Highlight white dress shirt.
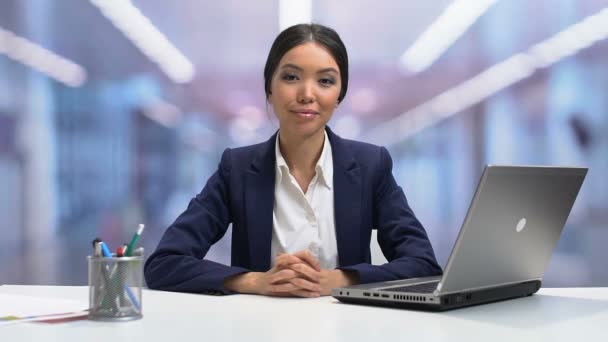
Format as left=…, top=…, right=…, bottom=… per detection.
left=270, top=131, right=338, bottom=270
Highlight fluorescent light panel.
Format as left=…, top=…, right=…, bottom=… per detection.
left=141, top=98, right=182, bottom=128
left=0, top=27, right=86, bottom=87
left=401, top=0, right=498, bottom=73
left=279, top=0, right=312, bottom=31
left=90, top=0, right=195, bottom=84
left=368, top=7, right=608, bottom=145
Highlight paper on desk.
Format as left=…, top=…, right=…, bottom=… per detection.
left=0, top=293, right=88, bottom=325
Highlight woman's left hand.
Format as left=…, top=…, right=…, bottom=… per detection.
left=278, top=250, right=359, bottom=296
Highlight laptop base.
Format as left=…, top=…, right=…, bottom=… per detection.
left=333, top=280, right=541, bottom=311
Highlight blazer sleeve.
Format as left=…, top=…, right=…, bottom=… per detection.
left=144, top=148, right=250, bottom=294
left=340, top=147, right=443, bottom=284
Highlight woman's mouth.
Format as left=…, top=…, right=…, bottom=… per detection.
left=291, top=109, right=319, bottom=118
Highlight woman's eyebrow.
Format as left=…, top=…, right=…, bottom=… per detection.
left=281, top=64, right=338, bottom=74
left=317, top=67, right=338, bottom=74
left=280, top=63, right=303, bottom=71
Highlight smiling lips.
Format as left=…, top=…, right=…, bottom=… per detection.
left=291, top=109, right=319, bottom=118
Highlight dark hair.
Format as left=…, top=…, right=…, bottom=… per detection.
left=263, top=23, right=349, bottom=103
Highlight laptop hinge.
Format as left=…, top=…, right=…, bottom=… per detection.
left=435, top=278, right=542, bottom=296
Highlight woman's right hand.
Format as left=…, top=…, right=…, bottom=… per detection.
left=224, top=250, right=322, bottom=297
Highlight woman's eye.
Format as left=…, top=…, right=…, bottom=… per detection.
left=281, top=74, right=298, bottom=81
left=319, top=78, right=336, bottom=86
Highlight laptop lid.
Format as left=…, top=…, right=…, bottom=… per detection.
left=436, top=165, right=587, bottom=295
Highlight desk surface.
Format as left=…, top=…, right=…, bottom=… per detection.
left=1, top=286, right=607, bottom=341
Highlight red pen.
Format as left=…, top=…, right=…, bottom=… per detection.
left=116, top=244, right=128, bottom=257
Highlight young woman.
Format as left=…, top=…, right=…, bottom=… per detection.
left=144, top=23, right=442, bottom=298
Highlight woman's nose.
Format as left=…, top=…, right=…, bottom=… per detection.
left=297, top=82, right=315, bottom=104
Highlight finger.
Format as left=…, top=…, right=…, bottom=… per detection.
left=293, top=250, right=321, bottom=271
left=274, top=254, right=305, bottom=268
left=268, top=269, right=299, bottom=284
left=269, top=282, right=301, bottom=294
left=274, top=253, right=294, bottom=265
left=289, top=263, right=321, bottom=283
left=288, top=277, right=322, bottom=293
left=289, top=289, right=320, bottom=298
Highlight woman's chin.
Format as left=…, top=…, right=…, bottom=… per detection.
left=282, top=123, right=325, bottom=139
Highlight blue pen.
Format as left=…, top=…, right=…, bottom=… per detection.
left=99, top=242, right=112, bottom=258
left=124, top=284, right=141, bottom=311
left=92, top=239, right=117, bottom=310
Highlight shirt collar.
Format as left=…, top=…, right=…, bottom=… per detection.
left=275, top=134, right=289, bottom=184
left=275, top=130, right=333, bottom=190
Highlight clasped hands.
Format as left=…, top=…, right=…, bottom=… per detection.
left=224, top=249, right=357, bottom=297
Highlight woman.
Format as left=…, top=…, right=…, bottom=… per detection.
left=144, top=23, right=442, bottom=298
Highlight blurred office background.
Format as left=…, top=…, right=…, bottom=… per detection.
left=1, top=0, right=607, bottom=287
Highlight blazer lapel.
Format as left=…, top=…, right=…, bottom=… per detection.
left=327, top=127, right=362, bottom=267
left=245, top=133, right=277, bottom=271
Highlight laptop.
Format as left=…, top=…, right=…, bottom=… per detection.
left=332, top=165, right=587, bottom=311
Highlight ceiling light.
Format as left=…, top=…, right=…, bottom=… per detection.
left=0, top=26, right=86, bottom=87
left=400, top=0, right=499, bottom=73
left=367, top=7, right=608, bottom=145
left=90, top=0, right=195, bottom=84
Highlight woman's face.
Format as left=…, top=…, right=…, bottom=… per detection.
left=268, top=42, right=341, bottom=140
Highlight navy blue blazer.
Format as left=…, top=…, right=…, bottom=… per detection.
left=144, top=127, right=442, bottom=294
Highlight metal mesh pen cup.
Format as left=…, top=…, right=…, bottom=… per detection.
left=88, top=255, right=143, bottom=321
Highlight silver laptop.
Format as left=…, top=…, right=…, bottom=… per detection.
left=332, top=165, right=587, bottom=311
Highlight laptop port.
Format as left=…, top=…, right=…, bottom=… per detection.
left=363, top=292, right=371, bottom=297
left=381, top=294, right=389, bottom=298
left=373, top=293, right=379, bottom=297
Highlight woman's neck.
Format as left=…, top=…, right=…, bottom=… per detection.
left=278, top=129, right=325, bottom=174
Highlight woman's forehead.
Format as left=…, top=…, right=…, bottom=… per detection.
left=278, top=42, right=339, bottom=72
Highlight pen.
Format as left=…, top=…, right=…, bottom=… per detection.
left=125, top=224, right=145, bottom=257
left=98, top=239, right=129, bottom=309
left=99, top=241, right=112, bottom=258
left=116, top=244, right=128, bottom=257
left=91, top=238, right=102, bottom=257
left=91, top=238, right=115, bottom=310
left=124, top=284, right=141, bottom=311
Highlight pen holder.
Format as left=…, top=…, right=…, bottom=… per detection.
left=88, top=255, right=144, bottom=321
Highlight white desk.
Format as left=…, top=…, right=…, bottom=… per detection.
left=1, top=285, right=607, bottom=341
